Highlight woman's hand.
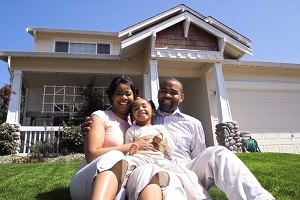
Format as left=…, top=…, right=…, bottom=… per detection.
left=135, top=138, right=158, bottom=152
left=81, top=116, right=92, bottom=137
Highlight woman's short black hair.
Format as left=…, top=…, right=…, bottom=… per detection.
left=106, top=76, right=139, bottom=104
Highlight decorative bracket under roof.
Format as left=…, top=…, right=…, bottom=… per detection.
left=218, top=37, right=226, bottom=55
left=183, top=16, right=190, bottom=38
left=151, top=32, right=157, bottom=51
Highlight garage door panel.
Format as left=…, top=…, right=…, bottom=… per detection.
left=228, top=89, right=300, bottom=154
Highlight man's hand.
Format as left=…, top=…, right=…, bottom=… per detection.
left=135, top=138, right=158, bottom=152
left=81, top=116, right=92, bottom=137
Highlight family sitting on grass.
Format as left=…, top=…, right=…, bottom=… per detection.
left=69, top=76, right=275, bottom=200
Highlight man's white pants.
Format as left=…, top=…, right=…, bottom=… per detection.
left=185, top=146, right=275, bottom=200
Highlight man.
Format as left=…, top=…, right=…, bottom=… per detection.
left=82, top=77, right=275, bottom=200
left=152, top=77, right=274, bottom=200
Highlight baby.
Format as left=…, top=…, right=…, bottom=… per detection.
left=124, top=98, right=209, bottom=200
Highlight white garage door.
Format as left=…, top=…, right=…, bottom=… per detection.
left=227, top=89, right=300, bottom=154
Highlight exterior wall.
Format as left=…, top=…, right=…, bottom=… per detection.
left=223, top=65, right=300, bottom=154
left=205, top=67, right=219, bottom=145
left=10, top=57, right=145, bottom=75
left=24, top=87, right=51, bottom=126
left=34, top=33, right=53, bottom=52
left=34, top=32, right=122, bottom=55
left=155, top=22, right=219, bottom=51
left=182, top=77, right=215, bottom=146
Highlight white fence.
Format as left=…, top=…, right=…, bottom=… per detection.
left=19, top=126, right=63, bottom=156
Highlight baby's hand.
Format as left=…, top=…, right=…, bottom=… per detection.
left=129, top=143, right=139, bottom=155
left=153, top=133, right=163, bottom=144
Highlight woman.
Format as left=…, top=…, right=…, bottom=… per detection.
left=70, top=76, right=186, bottom=200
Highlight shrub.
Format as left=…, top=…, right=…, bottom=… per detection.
left=0, top=123, right=18, bottom=156
left=30, top=140, right=54, bottom=158
left=0, top=84, right=13, bottom=124
left=61, top=123, right=84, bottom=155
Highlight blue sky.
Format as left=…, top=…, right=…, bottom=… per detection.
left=1, top=0, right=300, bottom=87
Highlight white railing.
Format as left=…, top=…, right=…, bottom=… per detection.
left=19, top=126, right=63, bottom=156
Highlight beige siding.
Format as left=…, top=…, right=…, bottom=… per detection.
left=35, top=33, right=53, bottom=52
left=34, top=32, right=122, bottom=54
left=25, top=87, right=54, bottom=126
left=180, top=77, right=214, bottom=147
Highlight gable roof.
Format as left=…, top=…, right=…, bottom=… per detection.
left=119, top=4, right=252, bottom=58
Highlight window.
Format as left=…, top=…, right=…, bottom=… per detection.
left=55, top=41, right=110, bottom=54
left=55, top=42, right=68, bottom=52
left=70, top=43, right=96, bottom=54
left=97, top=44, right=110, bottom=54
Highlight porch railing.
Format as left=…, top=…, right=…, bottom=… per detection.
left=19, top=126, right=63, bottom=156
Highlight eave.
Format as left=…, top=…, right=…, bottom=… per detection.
left=119, top=4, right=206, bottom=37
left=0, top=51, right=122, bottom=62
left=222, top=59, right=300, bottom=70
left=26, top=27, right=119, bottom=37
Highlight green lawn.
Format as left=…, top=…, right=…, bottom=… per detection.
left=0, top=153, right=299, bottom=200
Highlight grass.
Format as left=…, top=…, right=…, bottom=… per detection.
left=0, top=153, right=299, bottom=200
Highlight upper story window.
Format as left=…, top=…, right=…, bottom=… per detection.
left=55, top=41, right=110, bottom=54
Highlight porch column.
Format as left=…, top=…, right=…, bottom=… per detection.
left=213, top=63, right=232, bottom=122
left=143, top=59, right=159, bottom=107
left=6, top=70, right=23, bottom=124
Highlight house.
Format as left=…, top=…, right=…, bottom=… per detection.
left=1, top=4, right=299, bottom=154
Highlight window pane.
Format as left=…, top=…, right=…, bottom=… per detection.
left=97, top=44, right=110, bottom=54
left=55, top=42, right=69, bottom=52
left=70, top=43, right=96, bottom=54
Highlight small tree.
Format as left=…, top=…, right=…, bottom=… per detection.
left=77, top=78, right=107, bottom=117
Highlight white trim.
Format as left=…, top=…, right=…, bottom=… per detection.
left=148, top=60, right=159, bottom=108
left=152, top=48, right=223, bottom=61
left=122, top=14, right=186, bottom=49
left=204, top=17, right=251, bottom=46
left=213, top=63, right=232, bottom=122
left=226, top=81, right=300, bottom=91
left=119, top=6, right=186, bottom=37
left=26, top=27, right=118, bottom=37
left=6, top=70, right=23, bottom=124
left=0, top=51, right=121, bottom=60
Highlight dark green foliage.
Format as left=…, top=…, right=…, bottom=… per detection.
left=77, top=77, right=106, bottom=117
left=61, top=123, right=84, bottom=154
left=30, top=140, right=54, bottom=158
left=0, top=84, right=13, bottom=124
left=0, top=123, right=18, bottom=156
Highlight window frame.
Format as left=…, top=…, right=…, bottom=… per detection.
left=52, top=37, right=113, bottom=54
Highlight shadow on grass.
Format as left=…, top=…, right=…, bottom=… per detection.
left=36, top=187, right=71, bottom=200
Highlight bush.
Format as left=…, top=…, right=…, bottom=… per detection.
left=61, top=123, right=84, bottom=155
left=0, top=123, right=18, bottom=156
left=30, top=140, right=54, bottom=158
